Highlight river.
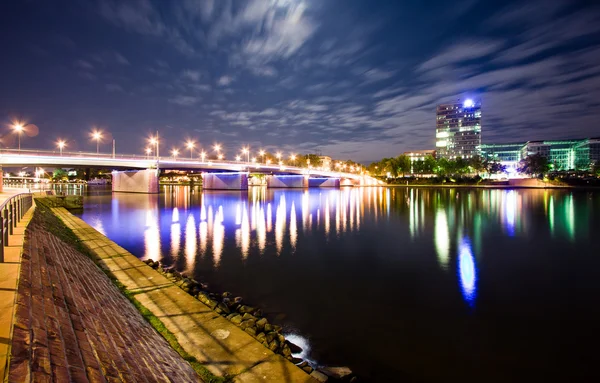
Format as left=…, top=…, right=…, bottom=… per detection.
left=75, top=186, right=600, bottom=382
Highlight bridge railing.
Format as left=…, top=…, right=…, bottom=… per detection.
left=0, top=193, right=33, bottom=262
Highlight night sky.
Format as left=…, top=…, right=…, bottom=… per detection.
left=1, top=0, right=599, bottom=162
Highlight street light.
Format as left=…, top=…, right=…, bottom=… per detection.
left=259, top=150, right=266, bottom=163
left=200, top=151, right=207, bottom=162
left=57, top=140, right=66, bottom=155
left=13, top=123, right=24, bottom=151
left=186, top=140, right=195, bottom=159
left=290, top=154, right=297, bottom=166
left=276, top=152, right=282, bottom=164
left=91, top=130, right=102, bottom=154
left=172, top=149, right=179, bottom=159
left=241, top=147, right=250, bottom=162
left=145, top=147, right=152, bottom=159
left=236, top=155, right=242, bottom=162
left=218, top=154, right=224, bottom=160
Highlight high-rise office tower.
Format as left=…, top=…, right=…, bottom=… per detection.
left=436, top=99, right=481, bottom=159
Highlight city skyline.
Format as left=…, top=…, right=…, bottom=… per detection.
left=2, top=0, right=600, bottom=162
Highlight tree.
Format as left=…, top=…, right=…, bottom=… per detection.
left=485, top=159, right=507, bottom=174
left=300, top=154, right=323, bottom=168
left=517, top=154, right=550, bottom=176
left=468, top=156, right=486, bottom=175
left=52, top=168, right=68, bottom=181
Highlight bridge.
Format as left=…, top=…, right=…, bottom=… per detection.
left=0, top=149, right=381, bottom=193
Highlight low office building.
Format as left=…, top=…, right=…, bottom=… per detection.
left=403, top=150, right=436, bottom=161
left=481, top=138, right=600, bottom=171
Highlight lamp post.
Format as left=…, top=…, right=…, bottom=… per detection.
left=91, top=130, right=102, bottom=154
left=242, top=147, right=250, bottom=163
left=145, top=147, right=152, bottom=159
left=259, top=150, right=265, bottom=163
left=276, top=152, right=282, bottom=164
left=172, top=149, right=179, bottom=159
left=290, top=154, right=297, bottom=167
left=186, top=140, right=195, bottom=159
left=200, top=151, right=206, bottom=162
left=57, top=140, right=66, bottom=156
left=213, top=144, right=222, bottom=161
left=13, top=123, right=24, bottom=151
left=236, top=155, right=242, bottom=162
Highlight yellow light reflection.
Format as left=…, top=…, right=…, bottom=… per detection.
left=290, top=201, right=297, bottom=249
left=275, top=195, right=286, bottom=254
left=241, top=204, right=250, bottom=258
left=213, top=207, right=224, bottom=266
left=434, top=208, right=450, bottom=269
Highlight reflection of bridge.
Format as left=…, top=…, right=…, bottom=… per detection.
left=0, top=149, right=381, bottom=193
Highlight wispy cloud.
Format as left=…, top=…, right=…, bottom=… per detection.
left=217, top=75, right=233, bottom=86
left=168, top=95, right=200, bottom=106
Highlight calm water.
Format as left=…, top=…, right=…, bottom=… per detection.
left=77, top=186, right=600, bottom=382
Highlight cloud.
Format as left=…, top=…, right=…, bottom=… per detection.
left=182, top=70, right=201, bottom=82
left=114, top=52, right=130, bottom=65
left=105, top=83, right=124, bottom=92
left=217, top=75, right=233, bottom=86
left=168, top=95, right=200, bottom=106
left=74, top=59, right=94, bottom=70
left=419, top=41, right=503, bottom=72
left=250, top=66, right=278, bottom=77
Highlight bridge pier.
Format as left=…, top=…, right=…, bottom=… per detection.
left=266, top=174, right=308, bottom=188
left=0, top=165, right=3, bottom=192
left=202, top=172, right=248, bottom=190
left=307, top=177, right=340, bottom=188
left=112, top=169, right=159, bottom=193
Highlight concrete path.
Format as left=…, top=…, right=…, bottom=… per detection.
left=52, top=207, right=316, bottom=383
left=6, top=211, right=201, bottom=382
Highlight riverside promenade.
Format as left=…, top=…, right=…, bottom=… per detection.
left=1, top=192, right=201, bottom=382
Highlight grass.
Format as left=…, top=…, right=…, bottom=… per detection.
left=32, top=197, right=230, bottom=383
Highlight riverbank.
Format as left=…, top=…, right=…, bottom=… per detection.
left=34, top=197, right=319, bottom=382
left=6, top=207, right=201, bottom=382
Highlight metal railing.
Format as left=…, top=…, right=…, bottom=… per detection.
left=0, top=193, right=33, bottom=262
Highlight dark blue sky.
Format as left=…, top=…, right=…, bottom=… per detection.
left=1, top=0, right=599, bottom=162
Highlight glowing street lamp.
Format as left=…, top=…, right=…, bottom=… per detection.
left=186, top=140, right=195, bottom=159
left=259, top=150, right=266, bottom=163
left=145, top=147, right=152, bottom=159
left=149, top=134, right=160, bottom=160
left=266, top=159, right=272, bottom=165
left=290, top=154, right=297, bottom=167
left=91, top=130, right=103, bottom=154
left=213, top=144, right=221, bottom=153
left=57, top=140, right=66, bottom=156
left=251, top=157, right=257, bottom=163
left=13, top=123, right=24, bottom=151
left=172, top=149, right=179, bottom=159
left=236, top=155, right=242, bottom=162
left=241, top=147, right=250, bottom=162
left=218, top=154, right=224, bottom=160
left=276, top=152, right=282, bottom=161
left=200, top=151, right=207, bottom=162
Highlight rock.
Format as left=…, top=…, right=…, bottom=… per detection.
left=291, top=357, right=303, bottom=365
left=256, top=332, right=266, bottom=342
left=264, top=324, right=274, bottom=332
left=245, top=327, right=257, bottom=336
left=273, top=325, right=282, bottom=333
left=297, top=361, right=308, bottom=368
left=226, top=313, right=237, bottom=320
left=256, top=318, right=268, bottom=331
left=319, top=367, right=353, bottom=379
left=253, top=309, right=263, bottom=317
left=310, top=370, right=329, bottom=382
left=217, top=303, right=231, bottom=315
left=197, top=292, right=209, bottom=304
left=222, top=297, right=231, bottom=305
left=268, top=339, right=280, bottom=352
left=230, top=315, right=243, bottom=325
left=285, top=340, right=303, bottom=354
left=282, top=345, right=292, bottom=357
left=234, top=296, right=244, bottom=304
left=265, top=332, right=277, bottom=343
left=240, top=319, right=256, bottom=330
left=206, top=299, right=218, bottom=310
left=302, top=366, right=313, bottom=374
left=222, top=291, right=232, bottom=299
left=242, top=313, right=256, bottom=321
left=239, top=305, right=255, bottom=314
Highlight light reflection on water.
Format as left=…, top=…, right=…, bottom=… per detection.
left=78, top=186, right=600, bottom=383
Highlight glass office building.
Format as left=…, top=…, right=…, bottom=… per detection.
left=481, top=138, right=600, bottom=171
left=436, top=99, right=481, bottom=159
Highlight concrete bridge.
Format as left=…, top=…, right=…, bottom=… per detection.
left=0, top=149, right=381, bottom=193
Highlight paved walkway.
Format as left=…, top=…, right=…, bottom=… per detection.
left=6, top=211, right=201, bottom=382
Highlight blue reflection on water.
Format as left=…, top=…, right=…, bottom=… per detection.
left=458, top=236, right=477, bottom=306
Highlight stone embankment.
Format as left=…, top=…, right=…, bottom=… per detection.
left=143, top=259, right=358, bottom=383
